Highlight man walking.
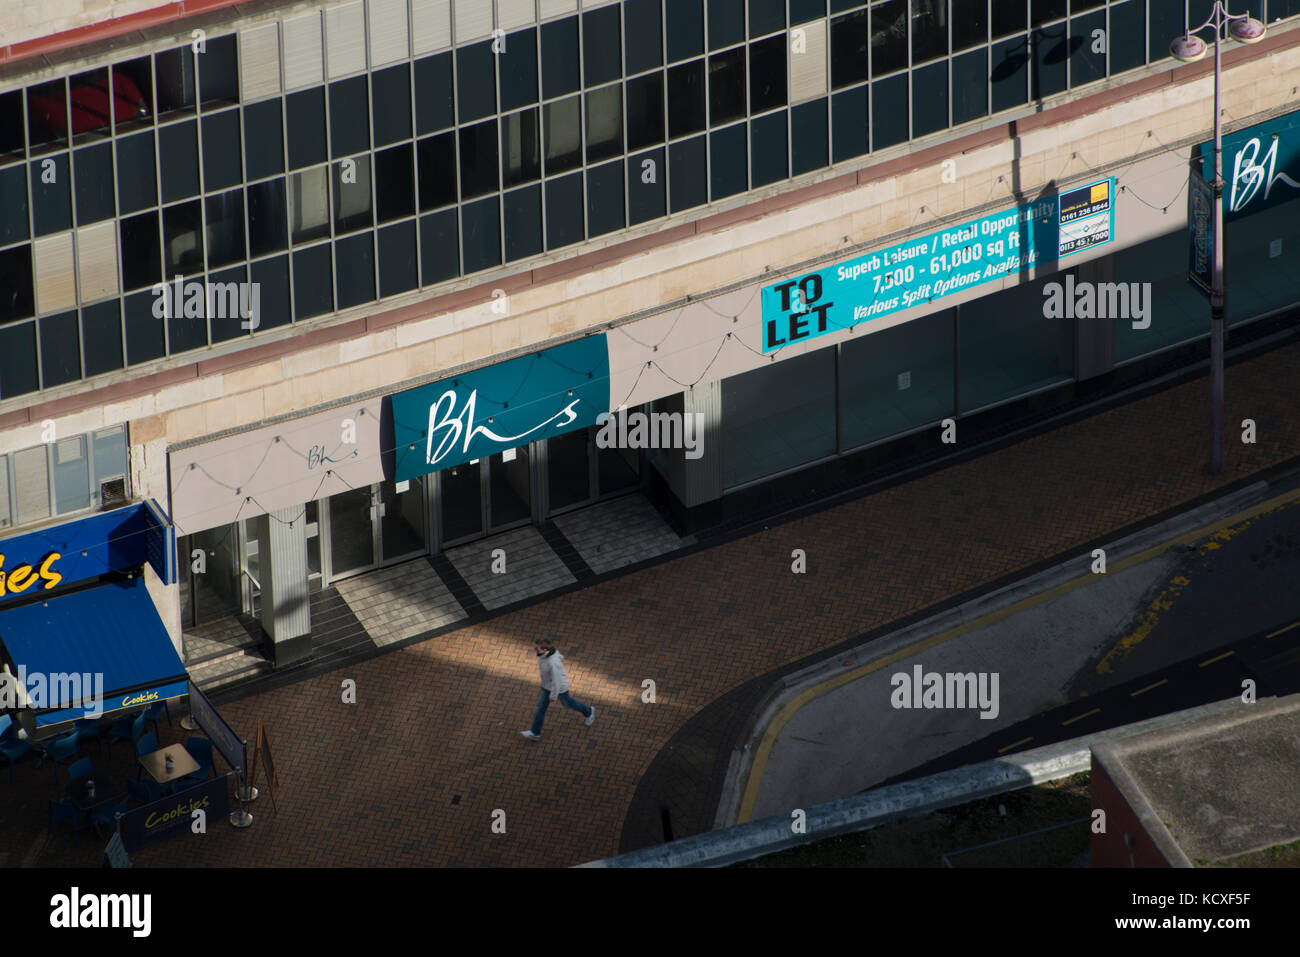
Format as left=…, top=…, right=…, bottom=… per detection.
left=521, top=640, right=594, bottom=740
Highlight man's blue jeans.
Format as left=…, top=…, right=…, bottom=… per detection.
left=530, top=686, right=592, bottom=735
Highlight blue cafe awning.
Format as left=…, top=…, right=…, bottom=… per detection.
left=0, top=576, right=188, bottom=729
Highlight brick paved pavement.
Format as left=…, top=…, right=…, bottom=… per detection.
left=4, top=339, right=1298, bottom=868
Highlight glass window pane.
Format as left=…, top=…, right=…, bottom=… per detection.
left=0, top=324, right=38, bottom=399
left=124, top=287, right=164, bottom=364
left=709, top=48, right=746, bottom=123
left=1034, top=27, right=1069, bottom=100
left=163, top=200, right=204, bottom=273
left=458, top=40, right=497, bottom=123
left=504, top=183, right=543, bottom=261
left=959, top=272, right=1074, bottom=411
left=166, top=282, right=209, bottom=354
left=251, top=254, right=291, bottom=329
left=27, top=80, right=69, bottom=155
left=627, top=73, right=666, bottom=151
left=0, top=165, right=28, bottom=246
left=461, top=196, right=501, bottom=273
left=155, top=47, right=197, bottom=119
left=73, top=143, right=115, bottom=225
left=954, top=1, right=988, bottom=50
left=31, top=154, right=72, bottom=236
left=912, top=59, right=948, bottom=137
left=586, top=87, right=623, bottom=163
left=40, top=311, right=81, bottom=389
left=330, top=76, right=370, bottom=158
left=872, top=74, right=907, bottom=149
left=543, top=97, right=582, bottom=175
left=113, top=57, right=153, bottom=132
left=116, top=131, right=156, bottom=214
left=335, top=232, right=375, bottom=310
left=721, top=348, right=836, bottom=488
left=1224, top=196, right=1300, bottom=326
left=415, top=53, right=455, bottom=134
left=583, top=6, right=623, bottom=87
left=991, top=36, right=1029, bottom=113
left=206, top=189, right=246, bottom=268
left=831, top=85, right=868, bottom=161
left=1032, top=0, right=1068, bottom=25
left=207, top=264, right=250, bottom=343
left=668, top=60, right=706, bottom=137
left=1069, top=11, right=1106, bottom=86
left=378, top=220, right=418, bottom=297
left=666, top=0, right=705, bottom=62
left=749, top=0, right=785, bottom=36
left=912, top=0, right=949, bottom=63
left=333, top=154, right=373, bottom=234
left=375, top=143, right=415, bottom=223
left=0, top=246, right=34, bottom=322
left=293, top=243, right=334, bottom=318
left=81, top=299, right=124, bottom=376
left=248, top=178, right=288, bottom=256
left=418, top=132, right=459, bottom=209
left=749, top=35, right=787, bottom=113
left=502, top=109, right=541, bottom=187
left=371, top=64, right=412, bottom=147
left=625, top=0, right=664, bottom=74
left=1108, top=0, right=1146, bottom=74
left=459, top=120, right=499, bottom=199
left=710, top=122, right=747, bottom=199
left=1148, top=0, right=1183, bottom=63
left=708, top=0, right=744, bottom=50
left=750, top=111, right=787, bottom=187
left=871, top=0, right=907, bottom=77
left=791, top=98, right=827, bottom=175
left=545, top=172, right=584, bottom=249
left=290, top=167, right=331, bottom=244
left=628, top=147, right=666, bottom=224
left=202, top=108, right=243, bottom=191
left=286, top=88, right=327, bottom=170
left=244, top=100, right=285, bottom=180
left=69, top=67, right=112, bottom=146
left=831, top=11, right=869, bottom=88
left=120, top=210, right=161, bottom=291
left=669, top=134, right=706, bottom=211
left=791, top=0, right=826, bottom=24
left=841, top=309, right=954, bottom=448
left=12, top=445, right=50, bottom=524
left=92, top=426, right=128, bottom=488
left=587, top=160, right=624, bottom=237
left=200, top=34, right=239, bottom=108
left=0, top=455, right=8, bottom=530
left=159, top=119, right=200, bottom=202
left=420, top=207, right=459, bottom=284
left=542, top=18, right=581, bottom=99
left=992, top=0, right=1028, bottom=37
left=500, top=29, right=539, bottom=111
left=953, top=47, right=989, bottom=124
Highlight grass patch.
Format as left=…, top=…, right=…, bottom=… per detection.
left=1203, top=837, right=1300, bottom=868
left=734, top=772, right=1092, bottom=868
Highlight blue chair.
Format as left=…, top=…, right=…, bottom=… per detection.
left=67, top=757, right=93, bottom=784
left=175, top=738, right=214, bottom=788
left=45, top=732, right=81, bottom=783
left=134, top=732, right=158, bottom=779
left=0, top=727, right=31, bottom=783
left=0, top=714, right=16, bottom=740
left=74, top=718, right=104, bottom=753
left=128, top=778, right=164, bottom=805
left=48, top=798, right=85, bottom=848
left=106, top=712, right=146, bottom=758
left=144, top=699, right=172, bottom=736
left=90, top=797, right=132, bottom=837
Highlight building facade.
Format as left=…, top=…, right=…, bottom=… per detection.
left=1, top=0, right=1298, bottom=662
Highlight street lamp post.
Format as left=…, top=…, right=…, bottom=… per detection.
left=1170, top=3, right=1266, bottom=476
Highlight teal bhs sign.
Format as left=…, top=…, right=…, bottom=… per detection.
left=760, top=178, right=1115, bottom=353
left=391, top=335, right=610, bottom=481
left=1201, top=109, right=1300, bottom=220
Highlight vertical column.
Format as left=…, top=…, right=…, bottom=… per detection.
left=254, top=505, right=312, bottom=665
left=657, top=383, right=724, bottom=509
left=1074, top=256, right=1115, bottom=382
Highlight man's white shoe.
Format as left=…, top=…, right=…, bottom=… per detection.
left=585, top=707, right=596, bottom=727
left=520, top=730, right=540, bottom=740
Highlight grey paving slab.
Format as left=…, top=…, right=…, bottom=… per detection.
left=336, top=560, right=467, bottom=647
left=553, top=494, right=691, bottom=575
left=445, top=526, right=575, bottom=610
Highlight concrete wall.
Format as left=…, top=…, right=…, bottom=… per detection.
left=1089, top=758, right=1171, bottom=869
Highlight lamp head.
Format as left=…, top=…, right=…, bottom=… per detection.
left=1170, top=33, right=1208, bottom=62
left=1228, top=17, right=1266, bottom=44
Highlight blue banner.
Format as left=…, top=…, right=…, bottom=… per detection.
left=391, top=335, right=611, bottom=481
left=187, top=681, right=245, bottom=779
left=1202, top=108, right=1300, bottom=220
left=119, top=773, right=231, bottom=854
left=1188, top=167, right=1214, bottom=300
left=760, top=178, right=1115, bottom=353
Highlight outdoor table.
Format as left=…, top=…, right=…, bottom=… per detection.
left=138, top=743, right=200, bottom=785
left=66, top=777, right=125, bottom=814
